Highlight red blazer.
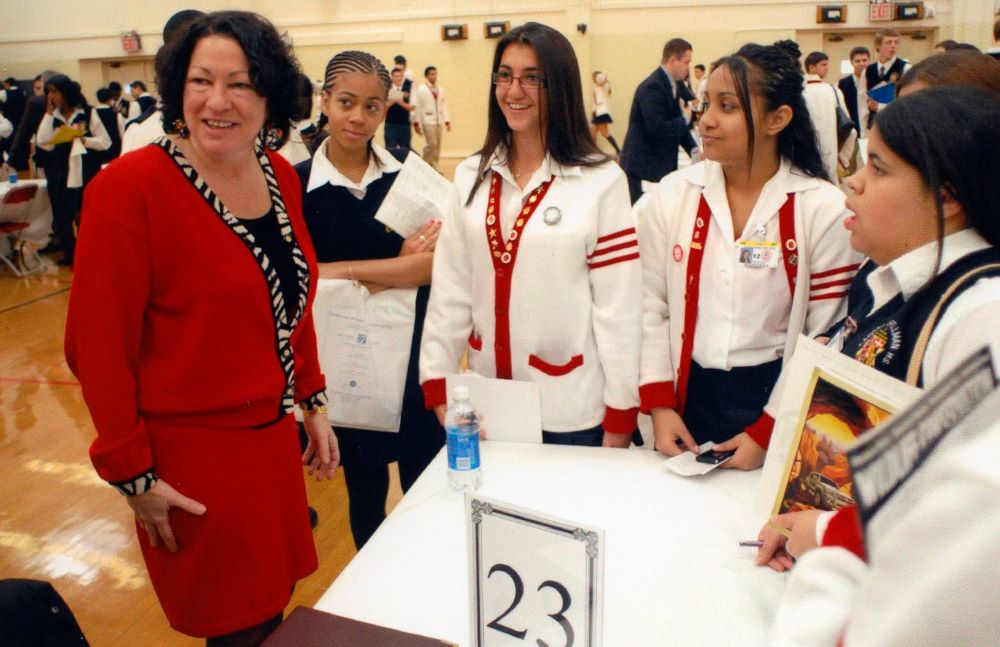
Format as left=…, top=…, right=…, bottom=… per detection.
left=65, top=145, right=325, bottom=483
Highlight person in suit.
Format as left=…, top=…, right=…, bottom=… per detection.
left=837, top=46, right=869, bottom=136
left=94, top=87, right=125, bottom=163
left=864, top=29, right=910, bottom=130
left=620, top=37, right=699, bottom=204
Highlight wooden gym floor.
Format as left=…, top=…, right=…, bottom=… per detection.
left=0, top=262, right=401, bottom=645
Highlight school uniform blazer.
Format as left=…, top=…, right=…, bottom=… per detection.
left=620, top=68, right=696, bottom=182
left=419, top=153, right=642, bottom=434
left=837, top=74, right=861, bottom=133
left=413, top=83, right=450, bottom=127
left=636, top=159, right=862, bottom=413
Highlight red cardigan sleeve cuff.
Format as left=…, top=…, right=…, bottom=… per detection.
left=88, top=417, right=155, bottom=484
left=639, top=381, right=677, bottom=414
left=821, top=505, right=867, bottom=562
left=745, top=412, right=776, bottom=449
left=422, top=378, right=446, bottom=410
left=602, top=406, right=639, bottom=435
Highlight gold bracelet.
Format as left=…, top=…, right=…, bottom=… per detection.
left=302, top=404, right=328, bottom=417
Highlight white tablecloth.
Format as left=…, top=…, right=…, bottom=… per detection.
left=315, top=442, right=785, bottom=646
left=0, top=179, right=52, bottom=245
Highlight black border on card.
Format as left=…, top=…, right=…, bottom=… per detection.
left=470, top=499, right=600, bottom=646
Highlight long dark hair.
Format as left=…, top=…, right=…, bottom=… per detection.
left=156, top=11, right=302, bottom=149
left=468, top=22, right=606, bottom=204
left=46, top=74, right=89, bottom=113
left=876, top=86, right=1000, bottom=261
left=711, top=40, right=830, bottom=182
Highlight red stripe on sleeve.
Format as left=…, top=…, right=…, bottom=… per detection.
left=810, top=277, right=854, bottom=291
left=588, top=252, right=640, bottom=270
left=588, top=239, right=638, bottom=259
left=811, top=263, right=861, bottom=280
left=595, top=227, right=637, bottom=244
left=809, top=291, right=850, bottom=302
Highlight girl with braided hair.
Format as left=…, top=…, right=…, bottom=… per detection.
left=637, top=40, right=861, bottom=469
left=295, top=50, right=452, bottom=549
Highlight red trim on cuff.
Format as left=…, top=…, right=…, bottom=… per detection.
left=422, top=378, right=446, bottom=410
left=821, top=505, right=867, bottom=561
left=639, top=381, right=677, bottom=414
left=745, top=412, right=776, bottom=450
left=602, top=406, right=639, bottom=434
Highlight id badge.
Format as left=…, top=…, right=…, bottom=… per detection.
left=737, top=241, right=780, bottom=268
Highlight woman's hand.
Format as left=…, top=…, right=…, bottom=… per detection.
left=755, top=510, right=822, bottom=572
left=433, top=403, right=447, bottom=427
left=302, top=412, right=340, bottom=481
left=126, top=480, right=207, bottom=553
left=651, top=407, right=699, bottom=456
left=399, top=220, right=441, bottom=256
left=714, top=432, right=766, bottom=470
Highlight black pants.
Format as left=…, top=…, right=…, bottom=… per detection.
left=45, top=166, right=81, bottom=262
left=338, top=426, right=441, bottom=549
left=681, top=359, right=783, bottom=445
left=541, top=425, right=643, bottom=447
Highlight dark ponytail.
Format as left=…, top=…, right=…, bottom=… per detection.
left=713, top=40, right=830, bottom=182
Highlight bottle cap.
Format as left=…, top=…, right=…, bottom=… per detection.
left=452, top=385, right=470, bottom=401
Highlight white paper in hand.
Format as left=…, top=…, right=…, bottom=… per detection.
left=664, top=442, right=727, bottom=476
left=445, top=374, right=542, bottom=443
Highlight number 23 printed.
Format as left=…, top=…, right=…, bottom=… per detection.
left=487, top=563, right=574, bottom=647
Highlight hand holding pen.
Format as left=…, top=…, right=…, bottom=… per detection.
left=745, top=511, right=823, bottom=572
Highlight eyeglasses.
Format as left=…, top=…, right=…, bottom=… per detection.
left=492, top=71, right=547, bottom=89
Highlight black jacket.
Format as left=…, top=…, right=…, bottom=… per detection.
left=620, top=68, right=696, bottom=182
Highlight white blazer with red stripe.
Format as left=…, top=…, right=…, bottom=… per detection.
left=636, top=158, right=862, bottom=414
left=419, top=152, right=642, bottom=434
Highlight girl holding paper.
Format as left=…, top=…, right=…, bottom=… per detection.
left=296, top=50, right=450, bottom=549
left=35, top=74, right=111, bottom=266
left=637, top=41, right=861, bottom=468
left=419, top=22, right=642, bottom=448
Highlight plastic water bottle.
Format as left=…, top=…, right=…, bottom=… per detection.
left=446, top=385, right=482, bottom=491
left=3, top=163, right=15, bottom=184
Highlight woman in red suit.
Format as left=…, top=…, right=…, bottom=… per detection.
left=65, top=12, right=338, bottom=646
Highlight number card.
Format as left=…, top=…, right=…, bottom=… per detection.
left=466, top=493, right=604, bottom=647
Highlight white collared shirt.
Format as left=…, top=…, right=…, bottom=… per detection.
left=864, top=229, right=1000, bottom=385
left=306, top=140, right=404, bottom=200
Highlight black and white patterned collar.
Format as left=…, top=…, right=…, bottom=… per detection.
left=155, top=136, right=310, bottom=416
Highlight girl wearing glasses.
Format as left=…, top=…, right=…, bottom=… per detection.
left=637, top=40, right=861, bottom=468
left=419, top=22, right=642, bottom=447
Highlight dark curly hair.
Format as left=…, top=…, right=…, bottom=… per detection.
left=155, top=10, right=302, bottom=149
left=711, top=40, right=830, bottom=182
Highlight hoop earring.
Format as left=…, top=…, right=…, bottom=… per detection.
left=263, top=125, right=284, bottom=151
left=172, top=119, right=189, bottom=139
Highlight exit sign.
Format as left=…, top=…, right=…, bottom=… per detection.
left=869, top=1, right=893, bottom=21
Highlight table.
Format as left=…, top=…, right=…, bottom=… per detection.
left=315, top=442, right=785, bottom=646
left=0, top=179, right=52, bottom=245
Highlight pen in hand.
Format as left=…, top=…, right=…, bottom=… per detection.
left=739, top=540, right=764, bottom=547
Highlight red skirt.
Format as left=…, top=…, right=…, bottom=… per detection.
left=138, top=415, right=317, bottom=637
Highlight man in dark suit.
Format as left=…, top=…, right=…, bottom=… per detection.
left=837, top=46, right=869, bottom=136
left=621, top=38, right=698, bottom=204
left=864, top=28, right=910, bottom=130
